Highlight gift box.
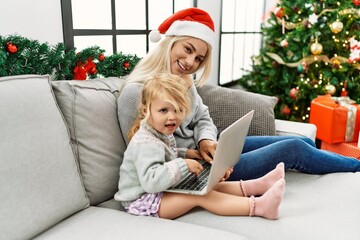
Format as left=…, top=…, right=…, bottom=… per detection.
left=321, top=141, right=360, bottom=160
left=309, top=94, right=360, bottom=143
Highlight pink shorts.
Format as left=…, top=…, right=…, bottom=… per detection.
left=126, top=192, right=163, bottom=217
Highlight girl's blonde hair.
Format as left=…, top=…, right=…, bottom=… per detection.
left=125, top=36, right=212, bottom=88
left=127, top=72, right=191, bottom=140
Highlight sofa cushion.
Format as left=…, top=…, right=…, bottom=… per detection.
left=197, top=84, right=278, bottom=136
left=0, top=75, right=89, bottom=240
left=177, top=171, right=360, bottom=240
left=33, top=207, right=248, bottom=240
left=51, top=77, right=126, bottom=205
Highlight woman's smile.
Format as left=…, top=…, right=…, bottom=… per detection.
left=177, top=60, right=187, bottom=73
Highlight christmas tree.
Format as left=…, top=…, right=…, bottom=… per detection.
left=237, top=0, right=360, bottom=122
left=0, top=35, right=141, bottom=80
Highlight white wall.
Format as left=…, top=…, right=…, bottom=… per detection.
left=0, top=0, right=63, bottom=45
left=197, top=0, right=221, bottom=85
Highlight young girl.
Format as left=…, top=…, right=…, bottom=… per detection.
left=115, top=72, right=286, bottom=220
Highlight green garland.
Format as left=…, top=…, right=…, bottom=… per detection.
left=0, top=34, right=141, bottom=80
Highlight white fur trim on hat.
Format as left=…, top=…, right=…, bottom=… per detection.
left=165, top=20, right=215, bottom=48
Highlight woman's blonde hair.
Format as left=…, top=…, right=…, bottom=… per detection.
left=127, top=72, right=191, bottom=140
left=125, top=36, right=212, bottom=88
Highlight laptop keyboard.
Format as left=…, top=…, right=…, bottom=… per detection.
left=171, top=161, right=212, bottom=191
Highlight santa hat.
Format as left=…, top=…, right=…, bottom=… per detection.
left=149, top=8, right=215, bottom=48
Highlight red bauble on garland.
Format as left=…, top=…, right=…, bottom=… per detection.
left=353, top=0, right=360, bottom=6
left=73, top=63, right=87, bottom=80
left=98, top=53, right=105, bottom=61
left=6, top=42, right=18, bottom=54
left=123, top=61, right=130, bottom=69
left=84, top=58, right=97, bottom=75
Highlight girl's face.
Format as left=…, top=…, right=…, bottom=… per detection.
left=145, top=97, right=184, bottom=135
left=170, top=38, right=208, bottom=76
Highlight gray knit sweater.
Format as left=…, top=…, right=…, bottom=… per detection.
left=114, top=121, right=189, bottom=206
left=117, top=83, right=218, bottom=149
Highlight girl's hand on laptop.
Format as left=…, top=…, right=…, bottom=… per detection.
left=185, top=149, right=203, bottom=160
left=184, top=159, right=203, bottom=176
left=198, top=139, right=217, bottom=164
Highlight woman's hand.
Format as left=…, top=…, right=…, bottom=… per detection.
left=220, top=168, right=233, bottom=182
left=185, top=149, right=203, bottom=160
left=198, top=139, right=217, bottom=163
left=184, top=159, right=203, bottom=176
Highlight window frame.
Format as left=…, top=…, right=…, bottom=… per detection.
left=61, top=0, right=196, bottom=53
left=218, top=0, right=265, bottom=87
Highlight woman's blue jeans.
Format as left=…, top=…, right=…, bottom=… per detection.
left=227, top=135, right=360, bottom=181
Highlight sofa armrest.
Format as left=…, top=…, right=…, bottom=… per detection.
left=275, top=119, right=317, bottom=142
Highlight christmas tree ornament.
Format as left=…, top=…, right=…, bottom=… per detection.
left=308, top=13, right=318, bottom=25
left=330, top=19, right=343, bottom=34
left=274, top=7, right=285, bottom=18
left=311, top=38, right=323, bottom=55
left=325, top=84, right=336, bottom=95
left=297, top=64, right=304, bottom=73
left=353, top=0, right=360, bottom=6
left=332, top=59, right=341, bottom=69
left=6, top=42, right=18, bottom=54
left=302, top=61, right=309, bottom=72
left=280, top=39, right=288, bottom=48
left=280, top=105, right=291, bottom=115
left=289, top=87, right=299, bottom=99
left=348, top=36, right=360, bottom=63
left=272, top=61, right=280, bottom=68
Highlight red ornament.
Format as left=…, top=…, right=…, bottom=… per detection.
left=123, top=62, right=130, bottom=69
left=6, top=42, right=18, bottom=54
left=98, top=54, right=105, bottom=61
left=73, top=64, right=87, bottom=80
left=84, top=58, right=97, bottom=75
left=289, top=88, right=299, bottom=100
left=274, top=7, right=285, bottom=19
left=280, top=105, right=291, bottom=116
left=353, top=0, right=360, bottom=6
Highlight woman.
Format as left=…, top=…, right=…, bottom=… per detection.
left=117, top=7, right=360, bottom=181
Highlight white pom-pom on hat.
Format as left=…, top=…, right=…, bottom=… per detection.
left=149, top=30, right=161, bottom=43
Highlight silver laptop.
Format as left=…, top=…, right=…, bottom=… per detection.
left=166, top=110, right=254, bottom=195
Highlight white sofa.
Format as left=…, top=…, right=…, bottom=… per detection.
left=275, top=119, right=317, bottom=142
left=1, top=74, right=359, bottom=240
